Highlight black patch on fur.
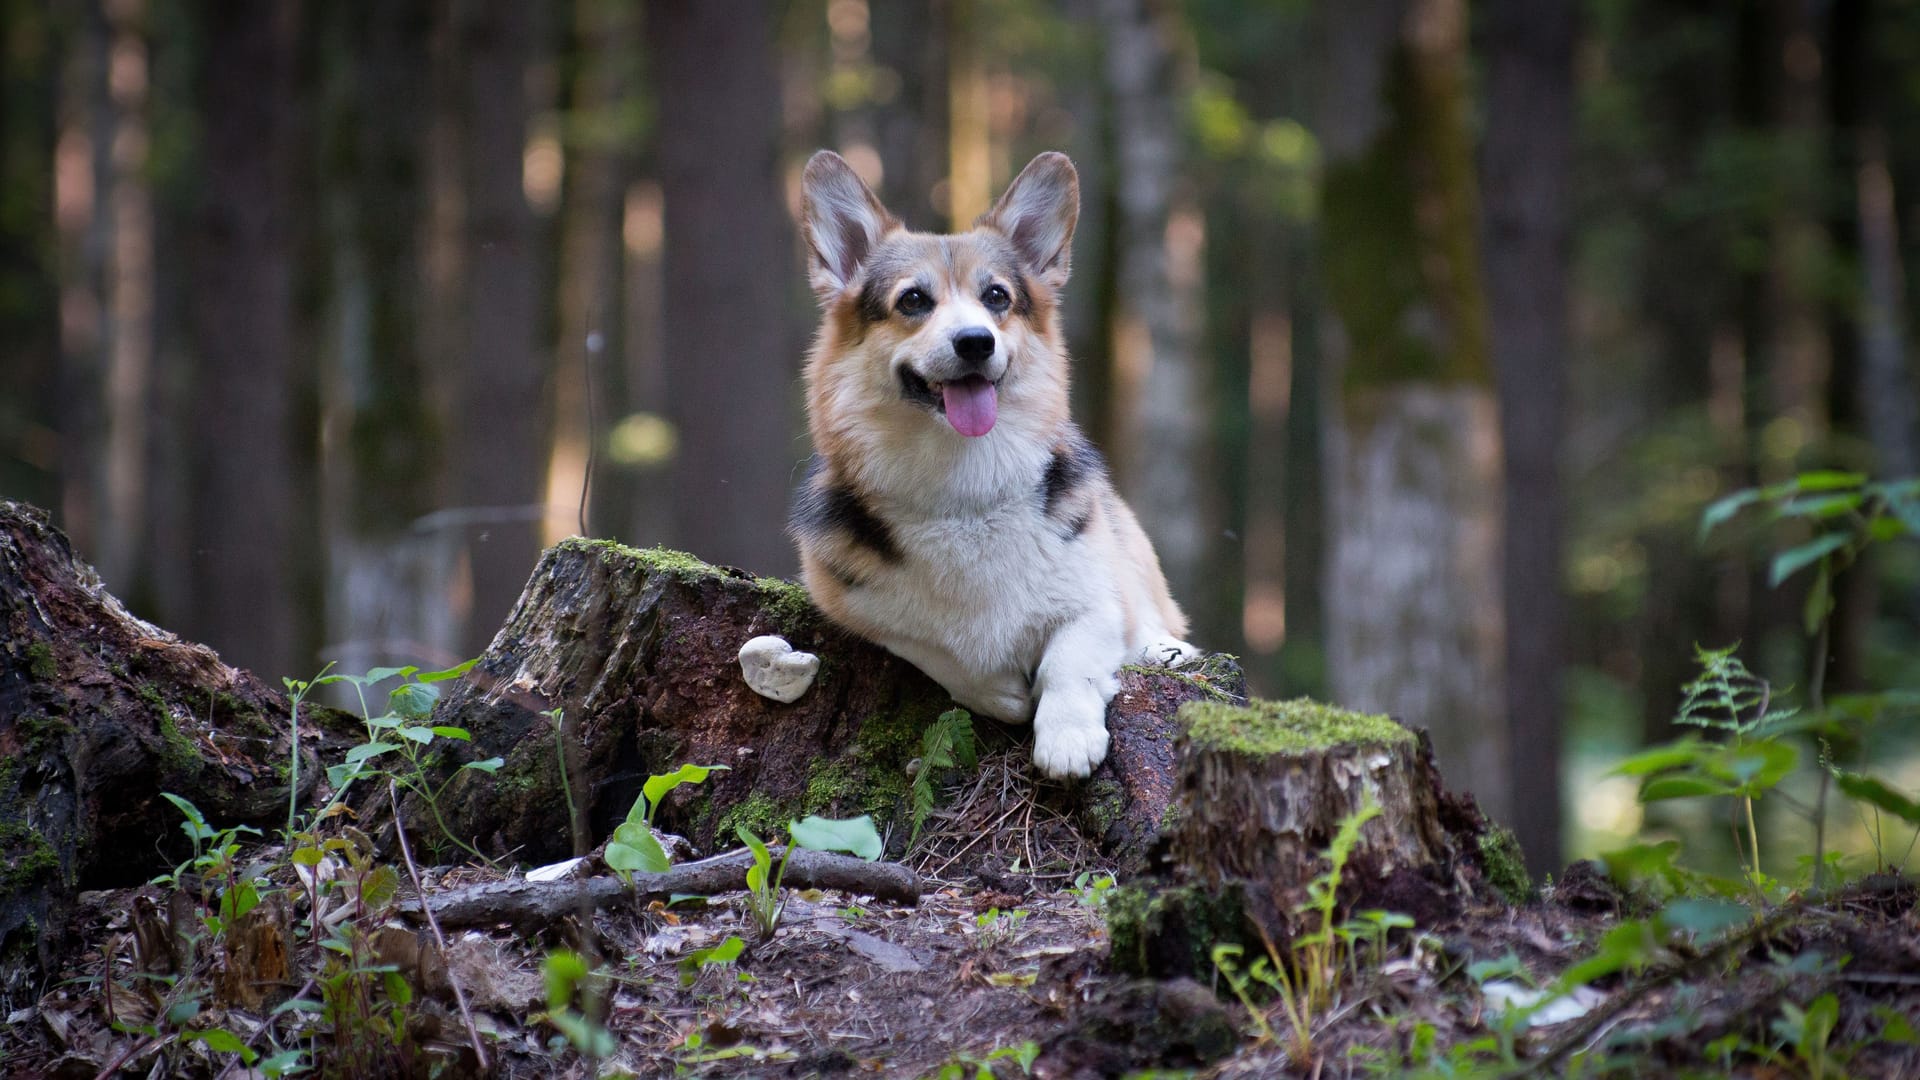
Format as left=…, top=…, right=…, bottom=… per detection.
left=1040, top=431, right=1106, bottom=520
left=1062, top=510, right=1092, bottom=540
left=791, top=458, right=902, bottom=564
left=856, top=274, right=892, bottom=325
left=1010, top=271, right=1034, bottom=318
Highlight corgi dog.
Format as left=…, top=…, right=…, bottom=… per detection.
left=789, top=150, right=1195, bottom=778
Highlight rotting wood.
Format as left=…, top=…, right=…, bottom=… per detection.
left=399, top=537, right=1245, bottom=867
left=0, top=501, right=355, bottom=995
left=1107, top=697, right=1519, bottom=978
left=399, top=848, right=925, bottom=931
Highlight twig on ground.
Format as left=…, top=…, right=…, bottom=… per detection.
left=389, top=779, right=490, bottom=1073
left=399, top=848, right=925, bottom=930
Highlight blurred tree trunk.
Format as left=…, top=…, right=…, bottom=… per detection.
left=314, top=0, right=462, bottom=677
left=186, top=0, right=298, bottom=680
left=548, top=0, right=637, bottom=545
left=1318, top=0, right=1508, bottom=825
left=0, top=1, right=60, bottom=513
left=1481, top=0, right=1575, bottom=872
left=454, top=0, right=546, bottom=653
left=1102, top=0, right=1211, bottom=636
left=870, top=0, right=950, bottom=229
left=946, top=0, right=991, bottom=226
left=648, top=0, right=799, bottom=574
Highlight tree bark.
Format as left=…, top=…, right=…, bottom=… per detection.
left=186, top=0, right=299, bottom=682
left=648, top=0, right=801, bottom=575
left=1102, top=0, right=1210, bottom=634
left=395, top=538, right=1245, bottom=868
left=1105, top=698, right=1514, bottom=978
left=1481, top=0, right=1576, bottom=874
left=1317, top=0, right=1509, bottom=827
left=0, top=502, right=346, bottom=993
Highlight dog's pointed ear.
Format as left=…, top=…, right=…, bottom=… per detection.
left=801, top=150, right=897, bottom=301
left=980, top=152, right=1078, bottom=289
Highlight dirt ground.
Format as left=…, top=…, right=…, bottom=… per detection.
left=5, top=752, right=1920, bottom=1079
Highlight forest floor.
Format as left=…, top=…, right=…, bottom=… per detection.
left=5, top=751, right=1920, bottom=1078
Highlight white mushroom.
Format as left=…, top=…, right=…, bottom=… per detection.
left=737, top=635, right=820, bottom=703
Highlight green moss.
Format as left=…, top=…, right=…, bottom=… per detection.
left=1105, top=882, right=1250, bottom=978
left=556, top=537, right=823, bottom=633
left=15, top=714, right=75, bottom=750
left=145, top=690, right=202, bottom=776
left=1477, top=826, right=1534, bottom=905
left=715, top=791, right=789, bottom=841
left=0, top=823, right=60, bottom=892
left=1180, top=697, right=1411, bottom=756
left=1080, top=778, right=1127, bottom=838
left=24, top=642, right=56, bottom=681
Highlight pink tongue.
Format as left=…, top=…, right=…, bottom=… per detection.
left=942, top=377, right=998, bottom=437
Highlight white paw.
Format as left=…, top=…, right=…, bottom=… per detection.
left=1031, top=694, right=1110, bottom=779
left=1138, top=638, right=1201, bottom=668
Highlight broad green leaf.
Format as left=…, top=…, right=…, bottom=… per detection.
left=1699, top=489, right=1761, bottom=541
left=259, top=1050, right=306, bottom=1077
left=1769, top=532, right=1850, bottom=587
left=640, top=764, right=731, bottom=825
left=397, top=725, right=435, bottom=744
left=363, top=666, right=416, bottom=685
left=359, top=864, right=401, bottom=909
left=1640, top=774, right=1735, bottom=802
left=1802, top=560, right=1832, bottom=637
left=186, top=1028, right=255, bottom=1063
left=1833, top=771, right=1920, bottom=824
left=461, top=756, right=505, bottom=774
left=606, top=822, right=671, bottom=875
left=787, top=815, right=883, bottom=861
left=1610, top=741, right=1706, bottom=777
left=388, top=682, right=439, bottom=719
left=1660, top=897, right=1750, bottom=939
left=416, top=658, right=479, bottom=683
left=739, top=826, right=772, bottom=893
left=430, top=726, right=471, bottom=741
left=1786, top=470, right=1867, bottom=492
left=345, top=742, right=398, bottom=765
left=291, top=846, right=324, bottom=868
left=220, top=880, right=260, bottom=923
left=1771, top=492, right=1863, bottom=521
left=272, top=997, right=326, bottom=1015
left=383, top=970, right=412, bottom=1006
left=1716, top=739, right=1798, bottom=791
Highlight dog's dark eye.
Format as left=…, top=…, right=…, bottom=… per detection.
left=982, top=284, right=1011, bottom=313
left=896, top=288, right=934, bottom=316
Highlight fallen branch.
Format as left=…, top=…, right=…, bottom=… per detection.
left=400, top=848, right=925, bottom=930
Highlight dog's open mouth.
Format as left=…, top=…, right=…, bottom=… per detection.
left=899, top=370, right=1000, bottom=438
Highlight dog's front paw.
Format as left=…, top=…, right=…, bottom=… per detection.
left=1032, top=694, right=1109, bottom=779
left=1139, top=638, right=1201, bottom=669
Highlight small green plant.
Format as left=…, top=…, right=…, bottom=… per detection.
left=538, top=949, right=616, bottom=1062
left=1771, top=992, right=1845, bottom=1080
left=677, top=934, right=746, bottom=987
left=929, top=1040, right=1040, bottom=1079
left=155, top=793, right=265, bottom=942
left=971, top=907, right=1029, bottom=949
left=737, top=814, right=884, bottom=936
left=605, top=762, right=730, bottom=881
left=310, top=660, right=502, bottom=862
left=1068, top=870, right=1117, bottom=909
left=910, top=708, right=976, bottom=848
left=1211, top=795, right=1386, bottom=1066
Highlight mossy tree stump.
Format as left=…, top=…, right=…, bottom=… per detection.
left=1109, top=698, right=1518, bottom=978
left=402, top=538, right=1244, bottom=866
left=0, top=502, right=351, bottom=994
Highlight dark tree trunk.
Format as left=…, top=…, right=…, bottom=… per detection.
left=0, top=0, right=61, bottom=513
left=648, top=0, right=801, bottom=575
left=454, top=0, right=546, bottom=655
left=0, top=502, right=345, bottom=995
left=186, top=0, right=300, bottom=682
left=1480, top=0, right=1576, bottom=874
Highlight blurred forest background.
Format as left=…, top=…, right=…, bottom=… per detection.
left=3, top=0, right=1918, bottom=875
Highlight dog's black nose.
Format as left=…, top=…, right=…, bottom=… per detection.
left=951, top=328, right=996, bottom=367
